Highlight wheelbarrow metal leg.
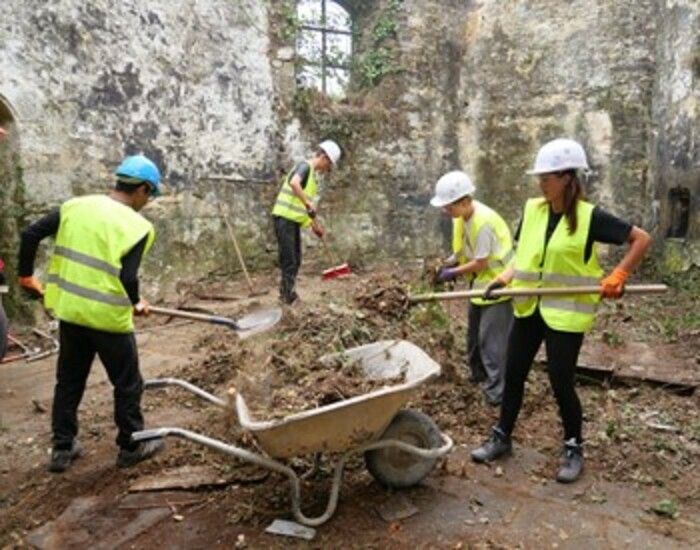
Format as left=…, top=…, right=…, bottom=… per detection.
left=131, top=426, right=345, bottom=527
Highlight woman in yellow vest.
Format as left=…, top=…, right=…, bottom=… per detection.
left=271, top=140, right=341, bottom=304
left=471, top=139, right=652, bottom=483
left=18, top=155, right=166, bottom=473
left=430, top=171, right=514, bottom=406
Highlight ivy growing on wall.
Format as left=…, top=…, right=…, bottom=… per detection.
left=355, top=0, right=404, bottom=88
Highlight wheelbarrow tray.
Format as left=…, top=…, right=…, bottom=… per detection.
left=236, top=340, right=441, bottom=458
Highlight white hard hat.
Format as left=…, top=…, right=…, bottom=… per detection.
left=527, top=138, right=589, bottom=175
left=318, top=140, right=342, bottom=165
left=430, top=171, right=476, bottom=208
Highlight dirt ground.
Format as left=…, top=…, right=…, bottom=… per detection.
left=0, top=262, right=698, bottom=549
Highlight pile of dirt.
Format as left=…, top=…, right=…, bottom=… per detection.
left=354, top=273, right=411, bottom=319
left=243, top=352, right=407, bottom=420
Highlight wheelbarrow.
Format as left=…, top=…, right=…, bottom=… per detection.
left=132, top=340, right=453, bottom=526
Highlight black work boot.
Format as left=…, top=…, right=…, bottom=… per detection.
left=117, top=438, right=165, bottom=468
left=556, top=438, right=584, bottom=483
left=471, top=427, right=512, bottom=463
left=48, top=440, right=83, bottom=473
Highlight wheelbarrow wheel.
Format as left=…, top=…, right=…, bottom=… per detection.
left=365, top=408, right=442, bottom=489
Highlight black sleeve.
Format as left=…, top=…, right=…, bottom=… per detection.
left=584, top=206, right=633, bottom=263
left=589, top=206, right=633, bottom=245
left=513, top=210, right=524, bottom=242
left=18, top=209, right=61, bottom=276
left=291, top=161, right=311, bottom=189
left=119, top=236, right=148, bottom=305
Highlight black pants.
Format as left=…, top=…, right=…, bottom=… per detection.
left=497, top=308, right=584, bottom=443
left=52, top=321, right=143, bottom=451
left=274, top=216, right=302, bottom=303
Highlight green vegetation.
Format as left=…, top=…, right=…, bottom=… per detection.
left=652, top=499, right=679, bottom=519
left=355, top=0, right=404, bottom=88
left=356, top=48, right=401, bottom=87
left=279, top=1, right=300, bottom=41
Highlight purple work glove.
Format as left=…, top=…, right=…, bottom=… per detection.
left=436, top=266, right=460, bottom=283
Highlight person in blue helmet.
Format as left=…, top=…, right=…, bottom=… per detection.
left=18, top=154, right=166, bottom=473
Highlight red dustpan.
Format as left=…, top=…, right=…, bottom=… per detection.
left=320, top=238, right=352, bottom=280
left=323, top=262, right=352, bottom=280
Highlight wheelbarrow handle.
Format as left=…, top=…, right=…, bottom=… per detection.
left=409, top=283, right=668, bottom=303
left=148, top=306, right=240, bottom=330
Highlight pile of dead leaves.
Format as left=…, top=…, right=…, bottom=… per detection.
left=354, top=273, right=411, bottom=319
left=243, top=352, right=407, bottom=420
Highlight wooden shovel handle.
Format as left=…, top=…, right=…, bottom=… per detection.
left=409, top=284, right=668, bottom=303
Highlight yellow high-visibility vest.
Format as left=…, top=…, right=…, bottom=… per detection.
left=44, top=195, right=155, bottom=333
left=511, top=198, right=603, bottom=332
left=452, top=201, right=514, bottom=305
left=271, top=164, right=318, bottom=228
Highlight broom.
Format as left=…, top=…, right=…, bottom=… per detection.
left=320, top=236, right=352, bottom=280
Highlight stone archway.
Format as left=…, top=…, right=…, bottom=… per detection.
left=0, top=96, right=29, bottom=319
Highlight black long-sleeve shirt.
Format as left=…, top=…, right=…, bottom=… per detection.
left=19, top=208, right=147, bottom=304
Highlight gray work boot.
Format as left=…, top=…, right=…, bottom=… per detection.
left=471, top=427, right=512, bottom=463
left=48, top=440, right=83, bottom=473
left=556, top=438, right=584, bottom=483
left=117, top=438, right=165, bottom=468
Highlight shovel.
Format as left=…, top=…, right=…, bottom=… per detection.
left=320, top=237, right=352, bottom=280
left=218, top=204, right=268, bottom=298
left=409, top=284, right=668, bottom=303
left=149, top=306, right=282, bottom=339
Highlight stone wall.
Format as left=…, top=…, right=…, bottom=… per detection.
left=272, top=0, right=698, bottom=263
left=1, top=0, right=698, bottom=303
left=650, top=0, right=700, bottom=269
left=0, top=0, right=283, bottom=292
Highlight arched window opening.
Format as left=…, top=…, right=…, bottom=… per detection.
left=296, top=0, right=352, bottom=98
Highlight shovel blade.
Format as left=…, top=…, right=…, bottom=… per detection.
left=234, top=307, right=282, bottom=339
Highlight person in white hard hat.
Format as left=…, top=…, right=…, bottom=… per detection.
left=471, top=138, right=651, bottom=483
left=271, top=140, right=341, bottom=304
left=430, top=171, right=515, bottom=406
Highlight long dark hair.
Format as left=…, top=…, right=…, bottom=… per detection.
left=561, top=170, right=584, bottom=234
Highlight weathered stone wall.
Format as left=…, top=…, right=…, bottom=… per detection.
left=1, top=0, right=698, bottom=299
left=650, top=0, right=700, bottom=269
left=0, top=0, right=283, bottom=291
left=274, top=0, right=698, bottom=264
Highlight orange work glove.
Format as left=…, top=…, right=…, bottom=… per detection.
left=133, top=298, right=151, bottom=316
left=18, top=276, right=44, bottom=298
left=600, top=267, right=629, bottom=299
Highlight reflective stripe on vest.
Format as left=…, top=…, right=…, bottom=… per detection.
left=54, top=246, right=121, bottom=277
left=452, top=201, right=514, bottom=306
left=271, top=165, right=318, bottom=227
left=44, top=195, right=155, bottom=333
left=46, top=274, right=133, bottom=307
left=511, top=198, right=603, bottom=333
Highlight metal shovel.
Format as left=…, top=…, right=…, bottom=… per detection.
left=149, top=306, right=282, bottom=339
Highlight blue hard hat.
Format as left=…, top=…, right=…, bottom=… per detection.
left=115, top=155, right=162, bottom=197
